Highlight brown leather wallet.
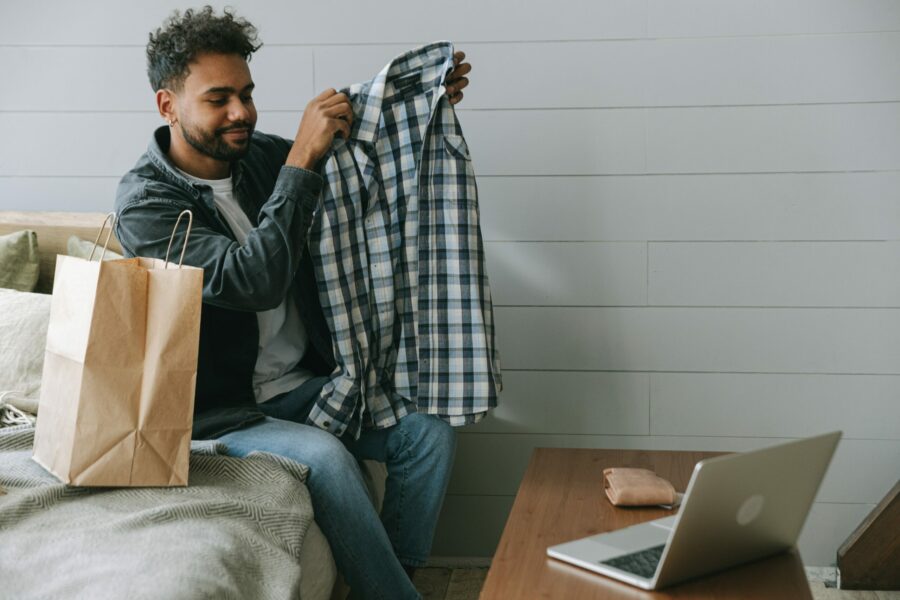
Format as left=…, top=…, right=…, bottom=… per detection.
left=603, top=467, right=677, bottom=506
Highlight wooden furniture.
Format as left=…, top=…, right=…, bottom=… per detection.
left=480, top=448, right=813, bottom=600
left=838, top=479, right=900, bottom=590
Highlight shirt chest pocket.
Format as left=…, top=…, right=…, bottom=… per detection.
left=436, top=134, right=477, bottom=206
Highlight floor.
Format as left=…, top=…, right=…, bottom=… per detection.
left=412, top=568, right=900, bottom=600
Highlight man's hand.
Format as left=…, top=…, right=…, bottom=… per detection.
left=446, top=51, right=471, bottom=105
left=286, top=88, right=353, bottom=170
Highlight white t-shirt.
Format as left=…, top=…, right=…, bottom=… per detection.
left=176, top=167, right=313, bottom=403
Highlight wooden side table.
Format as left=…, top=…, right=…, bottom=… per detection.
left=479, top=448, right=813, bottom=599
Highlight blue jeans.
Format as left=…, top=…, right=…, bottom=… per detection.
left=217, top=377, right=456, bottom=600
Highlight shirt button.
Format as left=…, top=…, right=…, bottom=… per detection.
left=323, top=421, right=331, bottom=428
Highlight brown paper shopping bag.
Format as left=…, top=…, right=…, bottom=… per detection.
left=33, top=211, right=203, bottom=487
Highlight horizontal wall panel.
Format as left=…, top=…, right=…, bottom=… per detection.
left=7, top=1, right=898, bottom=47
left=15, top=103, right=900, bottom=177
left=648, top=0, right=900, bottom=37
left=649, top=242, right=900, bottom=307
left=433, top=496, right=872, bottom=566
left=477, top=371, right=649, bottom=435
left=2, top=47, right=149, bottom=111
left=13, top=33, right=899, bottom=113
left=645, top=33, right=900, bottom=106
left=432, top=495, right=514, bottom=559
left=0, top=45, right=314, bottom=112
left=317, top=34, right=900, bottom=110
left=479, top=173, right=900, bottom=242
left=448, top=433, right=899, bottom=504
left=486, top=242, right=646, bottom=306
left=646, top=104, right=900, bottom=174
left=10, top=34, right=900, bottom=114
left=0, top=0, right=646, bottom=46
left=314, top=41, right=649, bottom=110
left=5, top=174, right=898, bottom=242
left=0, top=179, right=119, bottom=213
left=650, top=373, right=900, bottom=440
left=798, top=502, right=874, bottom=567
left=495, top=307, right=900, bottom=373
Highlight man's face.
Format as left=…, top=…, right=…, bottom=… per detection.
left=173, top=52, right=258, bottom=162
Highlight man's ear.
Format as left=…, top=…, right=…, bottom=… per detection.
left=157, top=89, right=177, bottom=125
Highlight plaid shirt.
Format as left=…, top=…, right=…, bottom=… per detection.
left=307, top=41, right=502, bottom=439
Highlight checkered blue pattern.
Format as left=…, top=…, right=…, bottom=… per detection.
left=307, top=41, right=502, bottom=439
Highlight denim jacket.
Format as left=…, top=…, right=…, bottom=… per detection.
left=114, top=126, right=335, bottom=439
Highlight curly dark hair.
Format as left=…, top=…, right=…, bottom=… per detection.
left=146, top=5, right=262, bottom=92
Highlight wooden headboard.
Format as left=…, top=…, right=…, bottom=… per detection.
left=0, top=211, right=123, bottom=294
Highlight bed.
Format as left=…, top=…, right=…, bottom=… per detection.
left=0, top=211, right=386, bottom=600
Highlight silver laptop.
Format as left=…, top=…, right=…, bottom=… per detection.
left=547, top=431, right=841, bottom=590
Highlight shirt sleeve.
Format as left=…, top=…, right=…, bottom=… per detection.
left=115, top=165, right=323, bottom=312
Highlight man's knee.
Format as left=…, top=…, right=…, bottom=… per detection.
left=302, top=431, right=360, bottom=480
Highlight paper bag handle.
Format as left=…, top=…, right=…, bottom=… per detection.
left=164, top=210, right=194, bottom=269
left=88, top=212, right=117, bottom=262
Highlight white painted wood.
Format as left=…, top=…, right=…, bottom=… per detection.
left=648, top=0, right=900, bottom=37
left=645, top=33, right=900, bottom=106
left=447, top=433, right=900, bottom=504
left=649, top=242, right=900, bottom=307
left=4, top=170, right=898, bottom=240
left=8, top=104, right=900, bottom=177
left=476, top=371, right=649, bottom=435
left=650, top=373, right=900, bottom=440
left=495, top=307, right=900, bottom=373
left=797, top=502, right=875, bottom=567
left=0, top=179, right=119, bottom=212
left=316, top=34, right=900, bottom=111
left=432, top=495, right=514, bottom=558
left=1, top=47, right=149, bottom=112
left=314, top=41, right=649, bottom=110
left=478, top=173, right=900, bottom=242
left=11, top=33, right=900, bottom=112
left=0, top=0, right=646, bottom=46
left=0, top=45, right=315, bottom=112
left=645, top=104, right=900, bottom=174
left=486, top=242, right=646, bottom=306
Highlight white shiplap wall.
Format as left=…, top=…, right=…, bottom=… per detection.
left=3, top=0, right=899, bottom=567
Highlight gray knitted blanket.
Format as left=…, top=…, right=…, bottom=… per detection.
left=0, top=425, right=313, bottom=600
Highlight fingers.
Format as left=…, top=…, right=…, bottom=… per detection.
left=333, top=116, right=351, bottom=139
left=323, top=101, right=353, bottom=123
left=453, top=51, right=465, bottom=65
left=448, top=90, right=464, bottom=105
left=448, top=62, right=472, bottom=81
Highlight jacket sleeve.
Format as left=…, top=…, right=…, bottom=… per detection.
left=115, top=165, right=323, bottom=312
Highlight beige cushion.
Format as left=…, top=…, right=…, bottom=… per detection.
left=0, top=289, right=51, bottom=414
left=67, top=235, right=124, bottom=261
left=0, top=230, right=40, bottom=292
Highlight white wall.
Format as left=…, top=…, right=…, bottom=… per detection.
left=3, top=0, right=899, bottom=567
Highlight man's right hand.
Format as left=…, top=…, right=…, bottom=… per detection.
left=286, top=88, right=353, bottom=171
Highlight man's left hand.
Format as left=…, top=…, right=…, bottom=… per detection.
left=446, top=51, right=471, bottom=105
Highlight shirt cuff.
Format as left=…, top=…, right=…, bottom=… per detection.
left=274, top=165, right=324, bottom=212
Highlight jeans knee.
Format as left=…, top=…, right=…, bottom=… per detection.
left=303, top=433, right=359, bottom=482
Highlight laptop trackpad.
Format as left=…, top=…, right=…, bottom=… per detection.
left=587, top=521, right=670, bottom=556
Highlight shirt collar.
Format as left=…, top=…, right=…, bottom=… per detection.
left=348, top=41, right=456, bottom=146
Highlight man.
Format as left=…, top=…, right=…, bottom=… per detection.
left=114, top=7, right=472, bottom=599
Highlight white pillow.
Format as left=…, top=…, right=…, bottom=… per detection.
left=0, top=288, right=51, bottom=414
left=67, top=235, right=124, bottom=261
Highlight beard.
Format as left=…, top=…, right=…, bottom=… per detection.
left=180, top=120, right=254, bottom=162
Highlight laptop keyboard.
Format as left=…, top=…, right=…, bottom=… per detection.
left=599, top=544, right=666, bottom=578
